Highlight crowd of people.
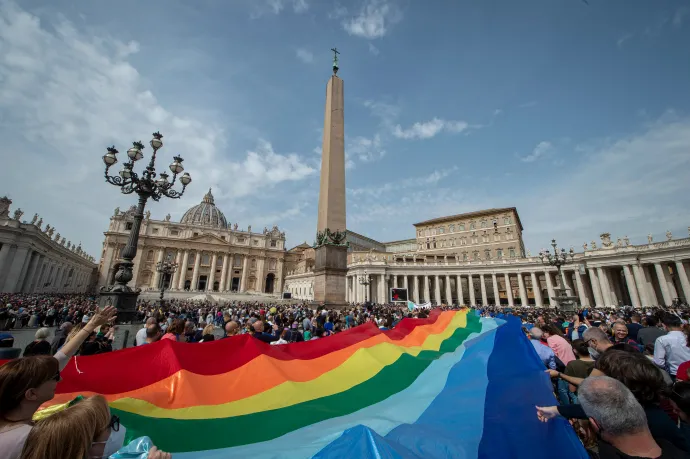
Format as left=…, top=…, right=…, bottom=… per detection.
left=2, top=292, right=690, bottom=457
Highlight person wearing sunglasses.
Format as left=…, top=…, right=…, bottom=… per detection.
left=0, top=306, right=117, bottom=459
left=19, top=395, right=171, bottom=459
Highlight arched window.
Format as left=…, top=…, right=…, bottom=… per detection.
left=146, top=250, right=154, bottom=261
left=202, top=254, right=210, bottom=265
left=484, top=249, right=491, bottom=260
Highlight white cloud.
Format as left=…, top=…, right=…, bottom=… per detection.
left=363, top=99, right=400, bottom=126
left=368, top=43, right=380, bottom=55
left=342, top=0, right=402, bottom=39
left=0, top=2, right=315, bottom=257
left=296, top=48, right=313, bottom=63
left=393, top=118, right=469, bottom=140
left=348, top=134, right=386, bottom=163
left=251, top=0, right=308, bottom=17
left=674, top=7, right=690, bottom=27
left=519, top=141, right=552, bottom=162
left=617, top=33, right=633, bottom=47
left=328, top=4, right=348, bottom=19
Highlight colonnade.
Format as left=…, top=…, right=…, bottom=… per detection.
left=345, top=258, right=690, bottom=307
left=0, top=243, right=94, bottom=293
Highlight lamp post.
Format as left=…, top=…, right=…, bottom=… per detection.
left=539, top=239, right=575, bottom=310
left=99, top=132, right=192, bottom=322
left=358, top=270, right=371, bottom=303
left=156, top=258, right=178, bottom=310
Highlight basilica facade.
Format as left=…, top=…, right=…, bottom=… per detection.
left=98, top=189, right=287, bottom=294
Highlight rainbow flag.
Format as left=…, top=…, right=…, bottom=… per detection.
left=41, top=310, right=587, bottom=458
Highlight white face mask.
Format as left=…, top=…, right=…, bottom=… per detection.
left=588, top=347, right=600, bottom=360
left=91, top=425, right=126, bottom=458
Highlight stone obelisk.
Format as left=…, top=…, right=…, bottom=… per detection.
left=312, top=48, right=347, bottom=308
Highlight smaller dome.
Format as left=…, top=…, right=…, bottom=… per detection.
left=180, top=188, right=228, bottom=229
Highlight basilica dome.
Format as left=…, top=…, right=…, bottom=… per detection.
left=180, top=188, right=228, bottom=229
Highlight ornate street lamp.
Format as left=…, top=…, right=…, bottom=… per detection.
left=156, top=258, right=178, bottom=309
left=539, top=239, right=576, bottom=310
left=358, top=270, right=371, bottom=304
left=99, top=132, right=192, bottom=322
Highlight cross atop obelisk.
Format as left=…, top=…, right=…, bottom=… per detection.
left=312, top=47, right=347, bottom=308
left=331, top=47, right=340, bottom=75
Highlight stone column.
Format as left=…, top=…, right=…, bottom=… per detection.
left=345, top=276, right=350, bottom=302
left=276, top=258, right=284, bottom=294
left=393, top=275, right=398, bottom=288
left=433, top=275, right=441, bottom=305
left=208, top=253, right=218, bottom=291
left=587, top=268, right=604, bottom=307
left=2, top=246, right=31, bottom=292
left=573, top=269, right=589, bottom=307
left=480, top=274, right=488, bottom=306
left=172, top=251, right=183, bottom=290
left=492, top=274, right=499, bottom=306
left=219, top=254, right=229, bottom=292
left=240, top=256, right=249, bottom=292
left=403, top=274, right=409, bottom=294
left=20, top=252, right=39, bottom=293
left=504, top=273, right=514, bottom=307
left=530, top=272, right=543, bottom=307
left=468, top=274, right=476, bottom=306
left=597, top=267, right=612, bottom=306
left=379, top=274, right=386, bottom=304
left=413, top=275, right=420, bottom=304
left=665, top=265, right=679, bottom=300
left=0, top=243, right=12, bottom=279
left=423, top=275, right=431, bottom=303
left=518, top=273, right=528, bottom=307
left=152, top=248, right=165, bottom=289
left=178, top=250, right=189, bottom=290
left=675, top=261, right=690, bottom=303
left=456, top=275, right=464, bottom=305
left=562, top=271, right=574, bottom=297
left=445, top=275, right=452, bottom=305
left=545, top=271, right=557, bottom=307
left=631, top=264, right=649, bottom=306
left=191, top=252, right=201, bottom=291
left=654, top=263, right=672, bottom=305
left=622, top=265, right=641, bottom=308
left=28, top=255, right=45, bottom=292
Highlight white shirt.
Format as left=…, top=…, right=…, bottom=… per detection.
left=653, top=330, right=690, bottom=376
left=135, top=327, right=147, bottom=346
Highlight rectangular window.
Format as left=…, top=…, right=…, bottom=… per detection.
left=459, top=224, right=465, bottom=231
left=449, top=224, right=455, bottom=232
left=470, top=223, right=475, bottom=230
left=193, top=232, right=199, bottom=237
left=152, top=228, right=159, bottom=234
left=481, top=221, right=487, bottom=228
left=221, top=236, right=226, bottom=240
left=497, top=249, right=503, bottom=259
left=253, top=239, right=259, bottom=245
left=509, top=249, right=516, bottom=258
left=271, top=240, right=277, bottom=247
left=237, top=238, right=245, bottom=243
left=484, top=249, right=491, bottom=260
left=126, top=222, right=133, bottom=230
left=170, top=230, right=179, bottom=236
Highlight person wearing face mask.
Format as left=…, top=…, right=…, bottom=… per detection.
left=0, top=306, right=117, bottom=459
left=19, top=395, right=171, bottom=459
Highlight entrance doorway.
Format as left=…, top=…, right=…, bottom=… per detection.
left=231, top=277, right=240, bottom=292
left=265, top=273, right=275, bottom=294
left=198, top=275, right=207, bottom=291
left=213, top=281, right=219, bottom=291
left=184, top=280, right=191, bottom=290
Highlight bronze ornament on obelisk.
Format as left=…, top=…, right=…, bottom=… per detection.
left=312, top=48, right=348, bottom=308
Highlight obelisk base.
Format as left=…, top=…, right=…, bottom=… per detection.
left=311, top=244, right=348, bottom=309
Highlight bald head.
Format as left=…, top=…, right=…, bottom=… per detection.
left=146, top=317, right=157, bottom=326
left=225, top=321, right=239, bottom=336
left=252, top=321, right=264, bottom=333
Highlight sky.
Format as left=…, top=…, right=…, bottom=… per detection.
left=1, top=0, right=689, bottom=260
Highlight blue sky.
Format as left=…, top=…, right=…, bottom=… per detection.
left=1, top=0, right=689, bottom=259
